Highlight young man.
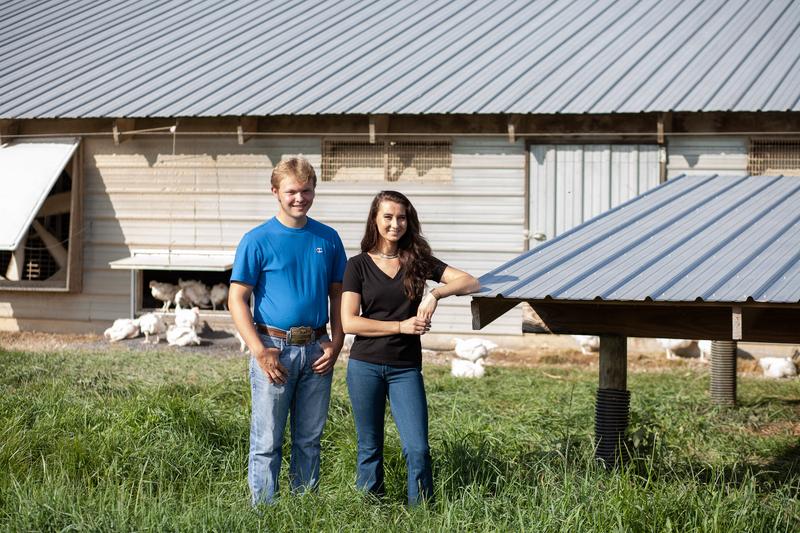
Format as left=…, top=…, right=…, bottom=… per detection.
left=229, top=156, right=347, bottom=505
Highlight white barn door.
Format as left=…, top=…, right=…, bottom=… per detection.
left=528, top=144, right=661, bottom=246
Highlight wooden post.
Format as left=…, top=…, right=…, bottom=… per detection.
left=596, top=335, right=629, bottom=465
left=599, top=335, right=627, bottom=390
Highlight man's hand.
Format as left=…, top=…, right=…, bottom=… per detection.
left=417, top=292, right=438, bottom=322
left=255, top=346, right=288, bottom=384
left=312, top=340, right=339, bottom=375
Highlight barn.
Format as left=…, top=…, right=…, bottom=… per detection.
left=1, top=0, right=799, bottom=345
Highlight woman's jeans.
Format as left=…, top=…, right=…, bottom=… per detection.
left=346, top=358, right=433, bottom=505
left=248, top=334, right=332, bottom=506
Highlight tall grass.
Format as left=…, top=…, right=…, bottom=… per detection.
left=1, top=346, right=798, bottom=531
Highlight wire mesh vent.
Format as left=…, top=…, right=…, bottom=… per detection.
left=748, top=138, right=800, bottom=175
left=322, top=139, right=452, bottom=182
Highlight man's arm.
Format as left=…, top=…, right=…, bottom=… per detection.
left=312, top=282, right=344, bottom=374
left=228, top=281, right=287, bottom=384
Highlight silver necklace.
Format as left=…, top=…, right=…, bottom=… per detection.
left=375, top=250, right=399, bottom=259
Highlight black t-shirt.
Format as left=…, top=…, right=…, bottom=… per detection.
left=343, top=252, right=447, bottom=368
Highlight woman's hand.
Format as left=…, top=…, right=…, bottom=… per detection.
left=417, top=292, right=438, bottom=322
left=399, top=316, right=431, bottom=335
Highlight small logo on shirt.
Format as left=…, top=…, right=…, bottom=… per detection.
left=315, top=247, right=324, bottom=254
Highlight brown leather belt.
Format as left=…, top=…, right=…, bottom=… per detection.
left=255, top=324, right=327, bottom=345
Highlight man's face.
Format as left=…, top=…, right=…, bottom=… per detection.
left=272, top=176, right=315, bottom=222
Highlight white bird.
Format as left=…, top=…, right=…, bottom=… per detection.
left=698, top=340, right=712, bottom=362
left=234, top=330, right=249, bottom=353
left=175, top=306, right=201, bottom=333
left=178, top=279, right=211, bottom=308
left=174, top=288, right=191, bottom=310
left=149, top=281, right=178, bottom=312
left=138, top=312, right=167, bottom=344
left=166, top=325, right=201, bottom=347
left=452, top=338, right=498, bottom=362
left=210, top=283, right=229, bottom=311
left=451, top=358, right=485, bottom=378
left=758, top=357, right=798, bottom=379
left=571, top=335, right=600, bottom=355
left=657, top=338, right=695, bottom=360
left=103, top=318, right=140, bottom=343
left=342, top=334, right=355, bottom=352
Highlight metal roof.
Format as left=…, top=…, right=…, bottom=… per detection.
left=478, top=174, right=800, bottom=304
left=1, top=0, right=799, bottom=118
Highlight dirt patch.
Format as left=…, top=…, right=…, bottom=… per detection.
left=747, top=421, right=800, bottom=437
left=0, top=331, right=767, bottom=375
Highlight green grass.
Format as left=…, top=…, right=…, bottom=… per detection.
left=1, top=346, right=799, bottom=532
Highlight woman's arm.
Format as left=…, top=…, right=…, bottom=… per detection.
left=341, top=291, right=430, bottom=337
left=417, top=266, right=481, bottom=322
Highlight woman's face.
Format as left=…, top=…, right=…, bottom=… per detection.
left=375, top=200, right=407, bottom=246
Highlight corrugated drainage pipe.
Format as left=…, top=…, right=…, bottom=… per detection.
left=595, top=388, right=630, bottom=466
left=710, top=340, right=737, bottom=406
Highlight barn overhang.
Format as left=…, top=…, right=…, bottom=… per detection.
left=472, top=297, right=800, bottom=344
left=109, top=250, right=234, bottom=272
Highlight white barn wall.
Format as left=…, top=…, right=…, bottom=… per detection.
left=1, top=136, right=526, bottom=337
left=667, top=136, right=748, bottom=177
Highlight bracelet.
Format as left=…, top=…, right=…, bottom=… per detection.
left=431, top=288, right=442, bottom=300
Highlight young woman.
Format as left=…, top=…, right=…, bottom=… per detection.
left=341, top=190, right=480, bottom=505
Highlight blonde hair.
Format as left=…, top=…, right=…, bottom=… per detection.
left=271, top=156, right=317, bottom=189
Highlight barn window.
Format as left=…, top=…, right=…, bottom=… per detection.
left=748, top=137, right=800, bottom=176
left=321, top=138, right=452, bottom=182
left=0, top=138, right=83, bottom=292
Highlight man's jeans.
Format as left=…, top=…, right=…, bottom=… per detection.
left=248, top=333, right=332, bottom=506
left=346, top=358, right=433, bottom=505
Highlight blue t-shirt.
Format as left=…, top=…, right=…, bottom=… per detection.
left=230, top=216, right=347, bottom=330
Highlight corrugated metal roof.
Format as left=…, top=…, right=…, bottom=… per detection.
left=479, top=174, right=800, bottom=304
left=1, top=0, right=799, bottom=118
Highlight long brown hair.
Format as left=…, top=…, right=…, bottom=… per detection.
left=361, top=190, right=435, bottom=301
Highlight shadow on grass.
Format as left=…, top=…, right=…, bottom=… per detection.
left=434, top=431, right=593, bottom=499
left=625, top=413, right=800, bottom=497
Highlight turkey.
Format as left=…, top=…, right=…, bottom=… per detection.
left=174, top=288, right=191, bottom=310
left=178, top=279, right=212, bottom=308
left=210, top=283, right=229, bottom=311
left=342, top=334, right=355, bottom=352
left=697, top=340, right=712, bottom=362
left=657, top=338, right=695, bottom=360
left=571, top=335, right=600, bottom=355
left=758, top=356, right=798, bottom=379
left=451, top=358, right=485, bottom=378
left=175, top=306, right=202, bottom=333
left=167, top=325, right=201, bottom=347
left=138, top=312, right=167, bottom=344
left=103, top=318, right=140, bottom=343
left=234, top=330, right=249, bottom=353
left=148, top=281, right=178, bottom=312
left=452, top=338, right=498, bottom=362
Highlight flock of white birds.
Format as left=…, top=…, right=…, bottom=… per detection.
left=570, top=335, right=799, bottom=379
left=104, top=283, right=798, bottom=379
left=103, top=279, right=230, bottom=347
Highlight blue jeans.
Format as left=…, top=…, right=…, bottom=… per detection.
left=346, top=358, right=433, bottom=505
left=248, top=333, right=332, bottom=506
